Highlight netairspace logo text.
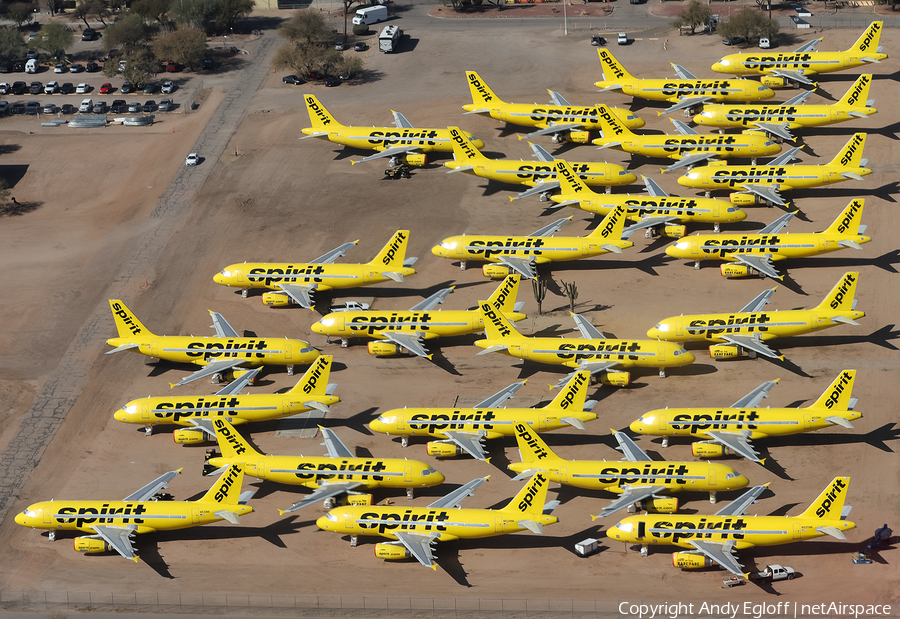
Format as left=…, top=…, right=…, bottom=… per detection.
left=618, top=602, right=892, bottom=619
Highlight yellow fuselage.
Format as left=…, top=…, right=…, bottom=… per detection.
left=444, top=158, right=636, bottom=187
left=105, top=334, right=318, bottom=368
left=431, top=235, right=632, bottom=265
left=301, top=126, right=484, bottom=153
left=461, top=101, right=645, bottom=131
left=666, top=231, right=871, bottom=263
left=551, top=192, right=746, bottom=225
left=311, top=309, right=526, bottom=342
left=694, top=103, right=877, bottom=131
left=593, top=78, right=774, bottom=104
left=630, top=406, right=862, bottom=441
left=214, top=262, right=417, bottom=293
left=592, top=133, right=780, bottom=161
left=712, top=52, right=888, bottom=78
left=677, top=164, right=871, bottom=192
left=370, top=408, right=598, bottom=440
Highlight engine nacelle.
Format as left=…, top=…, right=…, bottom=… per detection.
left=760, top=75, right=790, bottom=89
left=173, top=428, right=208, bottom=445
left=375, top=543, right=412, bottom=560
left=600, top=371, right=631, bottom=387
left=662, top=225, right=687, bottom=239
left=641, top=497, right=679, bottom=514
left=426, top=441, right=465, bottom=458
left=729, top=192, right=759, bottom=207
left=261, top=291, right=293, bottom=307
left=74, top=537, right=111, bottom=555
left=672, top=552, right=716, bottom=569
left=367, top=341, right=402, bottom=357
left=403, top=153, right=427, bottom=167
left=720, top=263, right=756, bottom=278
left=709, top=344, right=741, bottom=360
left=231, top=368, right=258, bottom=383
left=323, top=493, right=374, bottom=509
left=691, top=441, right=733, bottom=459
left=482, top=264, right=514, bottom=279
left=567, top=130, right=591, bottom=144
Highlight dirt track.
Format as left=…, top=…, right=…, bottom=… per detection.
left=0, top=14, right=897, bottom=609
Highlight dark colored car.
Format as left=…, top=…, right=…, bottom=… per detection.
left=11, top=81, right=26, bottom=94
left=110, top=99, right=126, bottom=113
left=11, top=102, right=24, bottom=115
left=24, top=101, right=39, bottom=114
left=26, top=49, right=37, bottom=60
left=722, top=36, right=746, bottom=46
left=92, top=101, right=107, bottom=113
left=60, top=103, right=75, bottom=114
left=120, top=81, right=133, bottom=94
left=86, top=61, right=101, bottom=72
left=142, top=99, right=156, bottom=112
left=0, top=101, right=8, bottom=114
left=282, top=75, right=304, bottom=85
left=202, top=57, right=214, bottom=70
left=28, top=81, right=42, bottom=94
left=82, top=28, right=96, bottom=41
left=69, top=63, right=84, bottom=73
left=324, top=76, right=339, bottom=87
left=60, top=82, right=74, bottom=94
left=127, top=101, right=141, bottom=113
left=142, top=82, right=156, bottom=94
left=354, top=42, right=367, bottom=52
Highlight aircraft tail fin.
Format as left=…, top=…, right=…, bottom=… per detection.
left=448, top=126, right=488, bottom=162
left=465, top=71, right=503, bottom=106
left=503, top=472, right=552, bottom=515
left=816, top=271, right=859, bottom=311
left=597, top=48, right=633, bottom=81
left=587, top=205, right=628, bottom=241
left=198, top=463, right=247, bottom=505
left=288, top=355, right=332, bottom=395
left=486, top=275, right=521, bottom=314
left=827, top=133, right=867, bottom=168
left=554, top=159, right=591, bottom=197
left=513, top=422, right=560, bottom=463
left=546, top=371, right=591, bottom=411
left=837, top=75, right=873, bottom=108
left=369, top=230, right=410, bottom=267
left=847, top=21, right=882, bottom=54
left=479, top=300, right=524, bottom=341
left=595, top=104, right=633, bottom=139
left=824, top=200, right=865, bottom=236
left=809, top=370, right=856, bottom=411
left=304, top=94, right=342, bottom=129
left=109, top=300, right=154, bottom=338
left=213, top=419, right=263, bottom=460
left=798, top=477, right=851, bottom=520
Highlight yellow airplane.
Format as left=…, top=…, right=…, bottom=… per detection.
left=713, top=21, right=888, bottom=87
left=647, top=271, right=865, bottom=360
left=693, top=75, right=877, bottom=141
left=369, top=371, right=598, bottom=460
left=594, top=49, right=775, bottom=114
left=444, top=126, right=637, bottom=198
left=300, top=94, right=483, bottom=166
left=106, top=300, right=319, bottom=386
left=432, top=207, right=632, bottom=279
left=677, top=133, right=871, bottom=206
left=14, top=464, right=253, bottom=561
left=204, top=418, right=445, bottom=512
left=508, top=424, right=749, bottom=517
left=462, top=70, right=645, bottom=143
left=310, top=275, right=526, bottom=358
left=316, top=473, right=559, bottom=569
left=213, top=230, right=418, bottom=309
left=591, top=104, right=781, bottom=172
left=475, top=304, right=695, bottom=384
left=114, top=355, right=339, bottom=442
left=630, top=370, right=861, bottom=462
left=666, top=199, right=870, bottom=279
left=606, top=477, right=855, bottom=577
left=550, top=160, right=747, bottom=237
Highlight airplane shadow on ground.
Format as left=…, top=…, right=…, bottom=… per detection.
left=544, top=252, right=676, bottom=276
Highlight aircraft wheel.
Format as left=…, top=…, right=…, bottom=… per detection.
left=144, top=426, right=153, bottom=436
left=341, top=339, right=349, bottom=348
left=287, top=365, right=294, bottom=376
left=401, top=437, right=409, bottom=448
left=241, top=289, right=248, bottom=298
left=49, top=531, right=56, bottom=542
left=459, top=261, right=466, bottom=271
left=211, top=373, right=222, bottom=384
left=748, top=351, right=757, bottom=360
left=714, top=223, right=720, bottom=233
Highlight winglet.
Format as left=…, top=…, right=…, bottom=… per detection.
left=774, top=378, right=781, bottom=384
left=591, top=514, right=599, bottom=522
left=277, top=509, right=287, bottom=516
left=176, top=468, right=183, bottom=475
left=485, top=457, right=491, bottom=464
left=759, top=459, right=767, bottom=466
left=430, top=564, right=438, bottom=571
left=350, top=160, right=359, bottom=165
left=168, top=382, right=177, bottom=389
left=132, top=556, right=139, bottom=563
left=485, top=475, right=491, bottom=482
left=427, top=354, right=434, bottom=361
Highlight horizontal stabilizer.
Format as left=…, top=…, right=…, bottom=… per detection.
left=299, top=132, right=328, bottom=140
left=305, top=401, right=331, bottom=413
left=831, top=316, right=860, bottom=326
left=841, top=172, right=865, bottom=181
left=596, top=142, right=622, bottom=151
left=584, top=399, right=599, bottom=411
left=238, top=490, right=255, bottom=505
left=383, top=272, right=405, bottom=283
left=838, top=240, right=863, bottom=250
left=826, top=416, right=855, bottom=429
left=847, top=111, right=869, bottom=119
left=215, top=510, right=241, bottom=525
left=403, top=257, right=418, bottom=267
left=517, top=520, right=544, bottom=535
left=462, top=108, right=489, bottom=115
left=543, top=500, right=561, bottom=514
left=816, top=526, right=847, bottom=540
left=600, top=244, right=623, bottom=254
left=447, top=165, right=474, bottom=174
left=561, top=417, right=587, bottom=430
left=511, top=469, right=542, bottom=481
left=105, top=343, right=139, bottom=355
left=477, top=344, right=508, bottom=356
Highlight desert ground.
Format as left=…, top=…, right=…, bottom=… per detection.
left=0, top=6, right=897, bottom=614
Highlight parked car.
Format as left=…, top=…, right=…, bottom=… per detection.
left=759, top=36, right=772, bottom=49
left=99, top=82, right=112, bottom=94
left=282, top=74, right=304, bottom=85
left=0, top=101, right=9, bottom=115
left=324, top=76, right=339, bottom=87
left=10, top=102, right=24, bottom=115
left=127, top=101, right=141, bottom=113
left=27, top=33, right=37, bottom=42
left=142, top=99, right=155, bottom=112
left=335, top=40, right=346, bottom=51
left=202, top=57, right=214, bottom=70
left=53, top=63, right=66, bottom=73
left=185, top=153, right=199, bottom=166
left=81, top=28, right=96, bottom=41
left=110, top=99, right=126, bottom=113
left=354, top=41, right=367, bottom=52
left=0, top=82, right=8, bottom=94
left=120, top=81, right=133, bottom=94
left=11, top=81, right=26, bottom=95
left=44, top=81, right=58, bottom=94
left=24, top=101, right=39, bottom=114
left=79, top=98, right=92, bottom=112
left=76, top=83, right=90, bottom=94
left=164, top=62, right=180, bottom=72
left=92, top=101, right=107, bottom=113
left=86, top=61, right=101, bottom=72
left=26, top=49, right=37, bottom=60
left=161, top=80, right=175, bottom=94
left=42, top=103, right=55, bottom=114
left=60, top=103, right=75, bottom=114
left=617, top=32, right=628, bottom=45
left=142, top=82, right=156, bottom=94
left=722, top=36, right=746, bottom=46
left=69, top=63, right=84, bottom=73
left=60, top=82, right=74, bottom=94
left=158, top=98, right=172, bottom=111
left=28, top=81, right=42, bottom=94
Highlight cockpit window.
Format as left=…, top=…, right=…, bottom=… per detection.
left=325, top=512, right=338, bottom=522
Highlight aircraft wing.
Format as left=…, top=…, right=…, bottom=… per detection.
left=428, top=476, right=489, bottom=508
left=783, top=90, right=814, bottom=106
left=513, top=181, right=560, bottom=201
left=737, top=184, right=786, bottom=207
left=351, top=144, right=425, bottom=165
left=524, top=122, right=587, bottom=140
left=123, top=469, right=181, bottom=501
left=670, top=64, right=697, bottom=80
left=622, top=216, right=679, bottom=240
left=474, top=381, right=528, bottom=409
left=715, top=483, right=768, bottom=516
left=311, top=241, right=358, bottom=265
left=171, top=359, right=251, bottom=387
left=281, top=481, right=364, bottom=513
left=92, top=525, right=139, bottom=562
left=706, top=430, right=763, bottom=462
left=768, top=146, right=802, bottom=167
left=213, top=367, right=261, bottom=396
left=529, top=142, right=555, bottom=162
left=392, top=110, right=413, bottom=129
left=187, top=418, right=216, bottom=439
left=612, top=431, right=651, bottom=462
left=733, top=254, right=781, bottom=280
left=441, top=431, right=488, bottom=460
left=382, top=332, right=430, bottom=359
left=554, top=361, right=620, bottom=387
left=751, top=122, right=795, bottom=142
left=664, top=152, right=719, bottom=173
left=106, top=342, right=140, bottom=355
left=530, top=217, right=572, bottom=237
left=768, top=69, right=816, bottom=86
left=669, top=118, right=699, bottom=135
left=738, top=287, right=775, bottom=313
left=721, top=334, right=782, bottom=360
left=794, top=38, right=822, bottom=53
left=394, top=531, right=439, bottom=569
left=758, top=211, right=795, bottom=235
left=572, top=313, right=607, bottom=339
left=685, top=540, right=744, bottom=577
left=642, top=176, right=669, bottom=198
left=663, top=96, right=715, bottom=115
left=499, top=256, right=537, bottom=279
left=593, top=485, right=667, bottom=519
left=320, top=427, right=354, bottom=459
left=547, top=90, right=571, bottom=106
left=730, top=379, right=779, bottom=408
left=278, top=283, right=315, bottom=309
left=209, top=311, right=240, bottom=338
left=410, top=287, right=454, bottom=311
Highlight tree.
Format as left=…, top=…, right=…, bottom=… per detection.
left=280, top=10, right=332, bottom=45
left=169, top=0, right=219, bottom=32
left=45, top=0, right=65, bottom=17
left=532, top=277, right=547, bottom=315
left=88, top=0, right=111, bottom=26
left=214, top=0, right=254, bottom=33
left=153, top=27, right=207, bottom=70
left=272, top=42, right=342, bottom=79
left=671, top=0, right=711, bottom=35
left=718, top=7, right=779, bottom=43
left=36, top=22, right=75, bottom=54
left=102, top=14, right=152, bottom=53
left=7, top=3, right=34, bottom=28
left=0, top=26, right=27, bottom=59
left=73, top=1, right=92, bottom=27
left=121, top=46, right=160, bottom=85
left=132, top=0, right=172, bottom=24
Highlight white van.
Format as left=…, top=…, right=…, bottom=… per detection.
left=25, top=59, right=38, bottom=74
left=379, top=25, right=401, bottom=52
left=79, top=98, right=93, bottom=112
left=352, top=5, right=388, bottom=25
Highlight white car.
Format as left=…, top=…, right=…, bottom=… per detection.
left=185, top=153, right=199, bottom=166
left=54, top=63, right=66, bottom=73
left=759, top=37, right=771, bottom=49
left=75, top=83, right=90, bottom=94
left=617, top=32, right=628, bottom=45
left=44, top=81, right=59, bottom=94
left=161, top=80, right=175, bottom=94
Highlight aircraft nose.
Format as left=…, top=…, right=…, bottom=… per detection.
left=620, top=171, right=638, bottom=185
left=629, top=419, right=646, bottom=433
left=369, top=419, right=386, bottom=433
left=315, top=515, right=332, bottom=531
left=213, top=273, right=224, bottom=284
left=647, top=327, right=661, bottom=339
left=14, top=512, right=25, bottom=526
left=665, top=245, right=677, bottom=258
left=310, top=321, right=324, bottom=334
left=431, top=245, right=445, bottom=257
left=679, top=349, right=696, bottom=365
left=432, top=470, right=446, bottom=484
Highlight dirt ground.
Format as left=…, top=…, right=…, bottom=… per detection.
left=0, top=14, right=897, bottom=611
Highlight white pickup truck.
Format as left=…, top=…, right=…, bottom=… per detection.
left=750, top=565, right=796, bottom=582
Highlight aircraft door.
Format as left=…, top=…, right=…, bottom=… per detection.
left=149, top=341, right=158, bottom=356
left=404, top=464, right=413, bottom=483
left=658, top=414, right=667, bottom=432
left=283, top=398, right=295, bottom=414
left=584, top=242, right=599, bottom=257
left=751, top=139, right=758, bottom=154
left=237, top=272, right=245, bottom=284
left=495, top=516, right=505, bottom=534
left=675, top=321, right=684, bottom=337
left=345, top=512, right=355, bottom=530
left=538, top=414, right=549, bottom=430
left=803, top=413, right=814, bottom=429
left=637, top=520, right=646, bottom=540
left=395, top=415, right=406, bottom=431
left=793, top=522, right=802, bottom=539
left=708, top=468, right=717, bottom=488
left=191, top=507, right=201, bottom=524
left=43, top=508, right=51, bottom=525
left=285, top=343, right=292, bottom=360
left=657, top=345, right=666, bottom=363
left=142, top=402, right=151, bottom=420
left=559, top=467, right=568, bottom=483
